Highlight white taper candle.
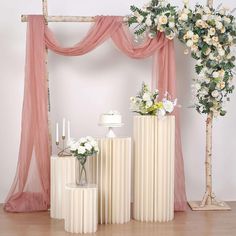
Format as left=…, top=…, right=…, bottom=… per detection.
left=62, top=118, right=66, bottom=137
left=67, top=120, right=71, bottom=140
left=56, top=123, right=59, bottom=143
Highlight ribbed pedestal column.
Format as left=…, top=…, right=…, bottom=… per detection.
left=64, top=184, right=97, bottom=234
left=50, top=156, right=76, bottom=219
left=96, top=138, right=131, bottom=224
left=133, top=116, right=175, bottom=222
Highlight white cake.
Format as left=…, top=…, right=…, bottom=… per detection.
left=99, top=111, right=122, bottom=125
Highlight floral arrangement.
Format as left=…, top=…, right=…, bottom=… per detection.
left=128, top=0, right=236, bottom=117
left=68, top=136, right=99, bottom=185
left=178, top=4, right=236, bottom=116
left=68, top=136, right=99, bottom=158
left=130, top=83, right=177, bottom=117
left=128, top=0, right=178, bottom=40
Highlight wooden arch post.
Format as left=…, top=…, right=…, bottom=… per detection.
left=188, top=0, right=231, bottom=211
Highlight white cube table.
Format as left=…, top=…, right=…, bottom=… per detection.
left=64, top=184, right=98, bottom=234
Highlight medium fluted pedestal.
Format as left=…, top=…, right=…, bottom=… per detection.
left=95, top=137, right=131, bottom=224
left=64, top=184, right=97, bottom=234
left=133, top=116, right=175, bottom=222
left=50, top=156, right=76, bottom=219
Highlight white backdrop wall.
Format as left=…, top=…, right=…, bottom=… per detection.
left=0, top=0, right=235, bottom=203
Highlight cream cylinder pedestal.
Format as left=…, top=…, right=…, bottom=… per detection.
left=95, top=138, right=131, bottom=224
left=133, top=116, right=175, bottom=222
left=50, top=156, right=76, bottom=219
left=64, top=184, right=97, bottom=234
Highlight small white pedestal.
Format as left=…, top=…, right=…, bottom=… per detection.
left=50, top=156, right=76, bottom=219
left=64, top=184, right=98, bottom=234
left=133, top=116, right=175, bottom=222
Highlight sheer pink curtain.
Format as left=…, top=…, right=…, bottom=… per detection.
left=4, top=15, right=187, bottom=212
left=4, top=16, right=50, bottom=212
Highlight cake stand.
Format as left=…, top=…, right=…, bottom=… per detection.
left=98, top=123, right=124, bottom=138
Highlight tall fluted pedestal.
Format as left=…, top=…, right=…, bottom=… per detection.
left=50, top=156, right=76, bottom=219
left=64, top=184, right=97, bottom=234
left=133, top=116, right=175, bottom=222
left=95, top=137, right=131, bottom=224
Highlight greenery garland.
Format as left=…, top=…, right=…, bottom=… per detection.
left=128, top=0, right=236, bottom=117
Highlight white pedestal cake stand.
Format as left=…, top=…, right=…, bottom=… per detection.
left=98, top=123, right=124, bottom=138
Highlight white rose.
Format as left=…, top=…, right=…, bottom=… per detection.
left=180, top=13, right=188, bottom=21
left=211, top=90, right=220, bottom=98
left=90, top=140, right=98, bottom=148
left=221, top=27, right=226, bottom=33
left=146, top=100, right=153, bottom=108
left=78, top=146, right=86, bottom=155
left=145, top=16, right=152, bottom=27
left=143, top=92, right=151, bottom=101
left=218, top=49, right=225, bottom=56
left=85, top=143, right=92, bottom=151
left=217, top=81, right=225, bottom=90
left=204, top=36, right=212, bottom=45
left=186, top=30, right=194, bottom=38
left=213, top=71, right=219, bottom=78
left=196, top=19, right=204, bottom=27
left=169, top=21, right=175, bottom=28
left=163, top=100, right=174, bottom=113
left=216, top=21, right=223, bottom=30
left=192, top=34, right=199, bottom=43
left=186, top=40, right=193, bottom=47
left=202, top=15, right=208, bottom=21
left=209, top=28, right=216, bottom=36
left=159, top=15, right=168, bottom=25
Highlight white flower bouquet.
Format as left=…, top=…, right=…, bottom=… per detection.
left=68, top=136, right=99, bottom=157
left=68, top=136, right=99, bottom=185
left=130, top=83, right=177, bottom=117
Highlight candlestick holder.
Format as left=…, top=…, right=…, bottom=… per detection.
left=56, top=136, right=72, bottom=157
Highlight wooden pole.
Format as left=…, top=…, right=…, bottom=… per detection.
left=21, top=15, right=126, bottom=22
left=42, top=0, right=52, bottom=154
left=200, top=113, right=213, bottom=207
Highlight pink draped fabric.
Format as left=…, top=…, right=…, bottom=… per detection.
left=4, top=15, right=187, bottom=212
left=4, top=16, right=50, bottom=212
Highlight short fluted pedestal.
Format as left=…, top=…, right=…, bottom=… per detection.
left=94, top=137, right=131, bottom=224
left=50, top=156, right=76, bottom=219
left=64, top=184, right=98, bottom=234
left=133, top=116, right=175, bottom=222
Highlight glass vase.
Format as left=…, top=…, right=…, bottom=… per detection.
left=75, top=156, right=88, bottom=186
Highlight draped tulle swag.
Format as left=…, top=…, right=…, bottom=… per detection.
left=4, top=15, right=187, bottom=212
